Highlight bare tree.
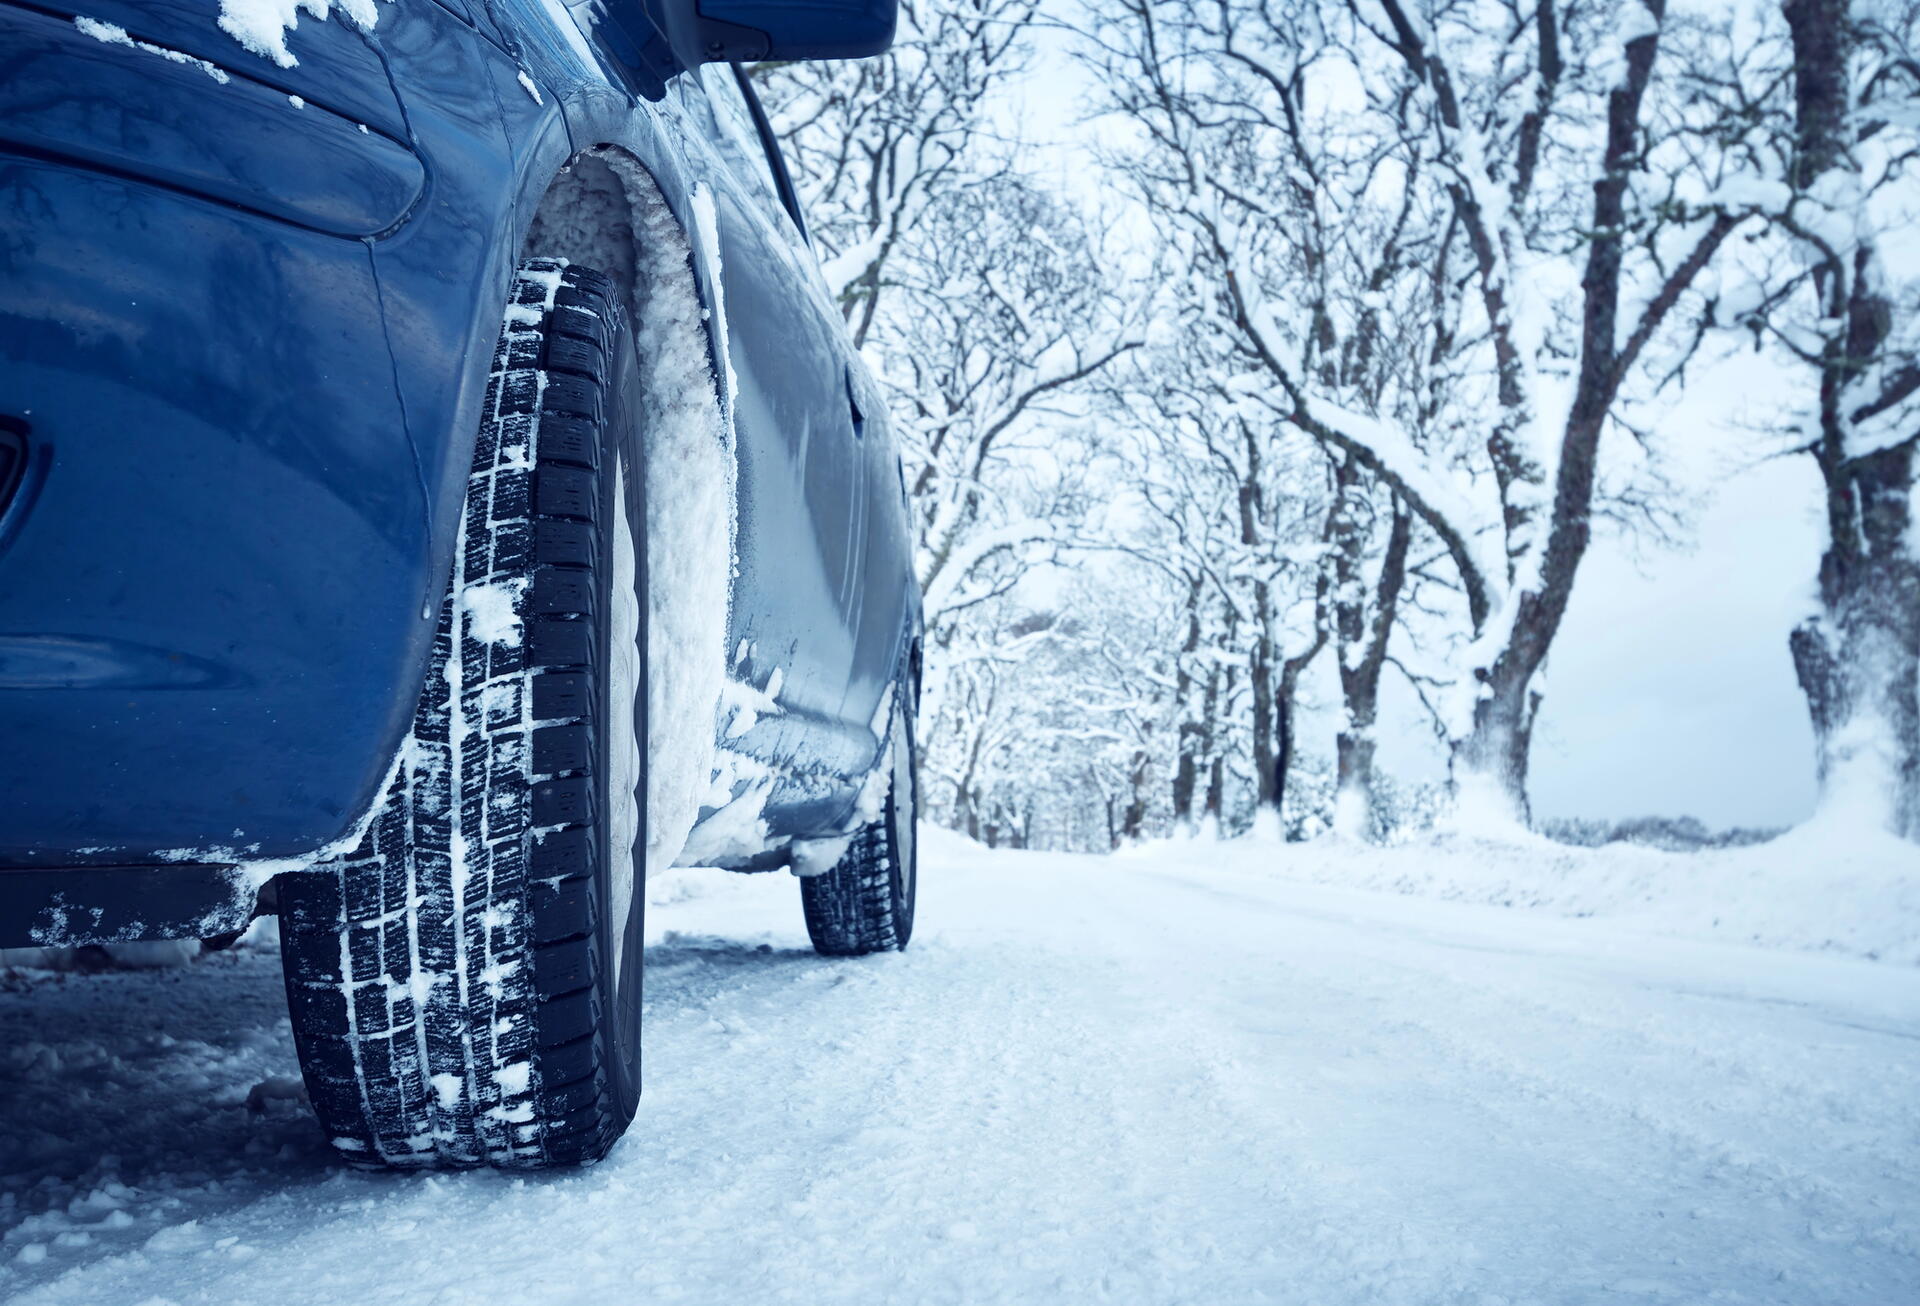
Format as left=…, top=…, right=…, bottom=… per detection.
left=1083, top=0, right=1757, bottom=829
left=891, top=177, right=1140, bottom=636
left=1110, top=320, right=1338, bottom=837
left=753, top=0, right=1042, bottom=342
left=1082, top=0, right=1447, bottom=836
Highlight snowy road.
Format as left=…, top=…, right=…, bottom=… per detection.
left=3, top=836, right=1917, bottom=1304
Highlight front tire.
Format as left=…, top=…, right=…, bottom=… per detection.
left=799, top=680, right=919, bottom=956
left=279, top=261, right=646, bottom=1168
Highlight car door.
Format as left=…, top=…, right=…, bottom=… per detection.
left=670, top=67, right=874, bottom=795
left=708, top=67, right=913, bottom=746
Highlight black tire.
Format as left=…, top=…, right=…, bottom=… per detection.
left=279, top=260, right=647, bottom=1169
left=799, top=680, right=918, bottom=956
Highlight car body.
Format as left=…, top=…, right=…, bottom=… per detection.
left=0, top=0, right=920, bottom=947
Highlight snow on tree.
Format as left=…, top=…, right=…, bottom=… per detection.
left=1706, top=0, right=1920, bottom=840
left=1099, top=315, right=1340, bottom=837
left=1080, top=0, right=1769, bottom=832
left=756, top=0, right=1916, bottom=852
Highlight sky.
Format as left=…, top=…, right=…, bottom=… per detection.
left=1325, top=454, right=1825, bottom=832
left=1525, top=441, right=1823, bottom=830
left=1361, top=325, right=1826, bottom=831
left=1002, top=21, right=1826, bottom=831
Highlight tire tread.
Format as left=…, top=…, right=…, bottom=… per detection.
left=282, top=260, right=630, bottom=1168
left=799, top=687, right=917, bottom=957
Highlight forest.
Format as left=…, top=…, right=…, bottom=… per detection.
left=754, top=0, right=1920, bottom=854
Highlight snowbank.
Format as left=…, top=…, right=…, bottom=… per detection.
left=1101, top=823, right=1920, bottom=965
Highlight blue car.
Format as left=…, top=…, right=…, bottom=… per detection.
left=0, top=0, right=922, bottom=1167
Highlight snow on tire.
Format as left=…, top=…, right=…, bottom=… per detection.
left=279, top=260, right=645, bottom=1168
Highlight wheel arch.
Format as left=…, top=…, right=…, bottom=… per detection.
left=516, top=144, right=694, bottom=335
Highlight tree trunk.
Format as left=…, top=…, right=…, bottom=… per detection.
left=1120, top=747, right=1151, bottom=843
left=1273, top=671, right=1298, bottom=831
left=1330, top=465, right=1410, bottom=841
left=1236, top=419, right=1288, bottom=837
left=1198, top=664, right=1222, bottom=827
left=1451, top=670, right=1539, bottom=832
left=1170, top=578, right=1205, bottom=831
left=1274, top=497, right=1335, bottom=835
left=1275, top=623, right=1328, bottom=836
left=1205, top=632, right=1237, bottom=830
left=1781, top=0, right=1920, bottom=839
left=1333, top=734, right=1380, bottom=839
left=960, top=785, right=983, bottom=843
left=1429, top=2, right=1677, bottom=835
left=1170, top=742, right=1199, bottom=830
left=1249, top=635, right=1276, bottom=815
left=1789, top=446, right=1920, bottom=838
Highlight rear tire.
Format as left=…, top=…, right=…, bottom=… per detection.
left=799, top=680, right=918, bottom=956
left=279, top=261, right=646, bottom=1168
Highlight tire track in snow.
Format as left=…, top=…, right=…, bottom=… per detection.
left=1108, top=862, right=1920, bottom=1293
left=1129, top=864, right=1920, bottom=1226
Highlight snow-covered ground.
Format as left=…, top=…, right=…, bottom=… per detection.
left=3, top=832, right=1917, bottom=1304
left=1131, top=820, right=1920, bottom=965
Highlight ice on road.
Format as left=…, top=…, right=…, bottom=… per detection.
left=3, top=835, right=1917, bottom=1304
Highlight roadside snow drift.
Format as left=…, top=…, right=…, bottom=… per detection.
left=1124, top=821, right=1920, bottom=965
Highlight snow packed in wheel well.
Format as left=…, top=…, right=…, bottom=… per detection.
left=522, top=148, right=751, bottom=878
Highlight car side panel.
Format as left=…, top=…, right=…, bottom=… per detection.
left=0, top=0, right=920, bottom=875
left=366, top=0, right=552, bottom=628
left=846, top=365, right=916, bottom=735
left=0, top=158, right=422, bottom=862
left=665, top=71, right=876, bottom=790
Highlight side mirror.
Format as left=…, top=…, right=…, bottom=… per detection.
left=691, top=1, right=898, bottom=62
left=605, top=0, right=896, bottom=101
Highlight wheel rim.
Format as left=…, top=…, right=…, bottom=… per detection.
left=607, top=455, right=643, bottom=985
